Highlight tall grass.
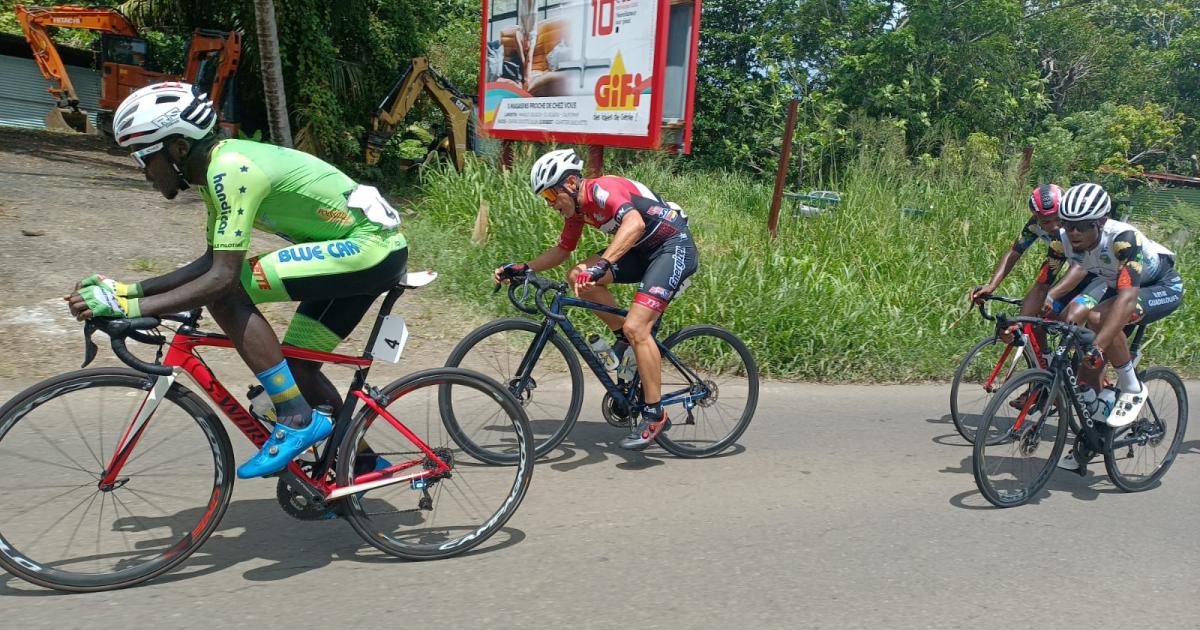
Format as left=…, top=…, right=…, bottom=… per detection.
left=401, top=133, right=1199, bottom=381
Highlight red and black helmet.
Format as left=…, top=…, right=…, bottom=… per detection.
left=1028, top=184, right=1063, bottom=217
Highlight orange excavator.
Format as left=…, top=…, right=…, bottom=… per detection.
left=15, top=4, right=241, bottom=136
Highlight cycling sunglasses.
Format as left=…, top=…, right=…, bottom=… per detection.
left=540, top=188, right=558, bottom=203
left=130, top=142, right=165, bottom=168
left=1063, top=219, right=1099, bottom=232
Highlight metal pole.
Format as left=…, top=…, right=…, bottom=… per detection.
left=501, top=139, right=514, bottom=172
left=768, top=98, right=800, bottom=239
left=587, top=144, right=604, bottom=178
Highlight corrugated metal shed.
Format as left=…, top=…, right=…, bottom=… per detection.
left=1128, top=186, right=1200, bottom=214
left=0, top=53, right=101, bottom=131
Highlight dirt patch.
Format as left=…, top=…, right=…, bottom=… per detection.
left=0, top=127, right=493, bottom=382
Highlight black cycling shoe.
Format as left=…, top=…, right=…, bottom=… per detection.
left=619, top=412, right=671, bottom=451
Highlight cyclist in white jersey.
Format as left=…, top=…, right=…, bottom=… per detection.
left=1044, top=184, right=1183, bottom=449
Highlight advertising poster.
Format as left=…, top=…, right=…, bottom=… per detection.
left=480, top=0, right=666, bottom=147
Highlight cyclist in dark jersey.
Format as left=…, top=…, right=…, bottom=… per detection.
left=494, top=149, right=699, bottom=450
left=66, top=83, right=407, bottom=478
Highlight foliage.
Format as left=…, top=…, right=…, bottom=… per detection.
left=401, top=123, right=1199, bottom=380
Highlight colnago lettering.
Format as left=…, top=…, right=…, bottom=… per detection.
left=277, top=241, right=361, bottom=263
left=211, top=172, right=232, bottom=234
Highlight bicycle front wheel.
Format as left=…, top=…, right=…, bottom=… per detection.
left=445, top=317, right=582, bottom=460
left=950, top=336, right=1036, bottom=444
left=0, top=369, right=233, bottom=592
left=1104, top=367, right=1189, bottom=492
left=653, top=325, right=759, bottom=458
left=336, top=368, right=534, bottom=560
left=972, top=369, right=1069, bottom=508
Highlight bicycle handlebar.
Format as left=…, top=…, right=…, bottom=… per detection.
left=974, top=294, right=1023, bottom=321
left=495, top=270, right=569, bottom=321
left=82, top=317, right=173, bottom=376
left=993, top=314, right=1096, bottom=347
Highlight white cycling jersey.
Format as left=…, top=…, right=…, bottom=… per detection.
left=1062, top=219, right=1174, bottom=288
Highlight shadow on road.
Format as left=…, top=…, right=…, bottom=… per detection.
left=941, top=453, right=1126, bottom=510
left=0, top=497, right=525, bottom=597
left=533, top=420, right=747, bottom=473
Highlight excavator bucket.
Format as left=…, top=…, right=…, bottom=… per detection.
left=45, top=107, right=93, bottom=134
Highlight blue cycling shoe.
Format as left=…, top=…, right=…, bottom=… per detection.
left=237, top=409, right=334, bottom=479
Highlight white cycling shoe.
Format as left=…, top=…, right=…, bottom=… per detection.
left=1107, top=388, right=1146, bottom=428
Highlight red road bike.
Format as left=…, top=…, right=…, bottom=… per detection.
left=0, top=272, right=534, bottom=592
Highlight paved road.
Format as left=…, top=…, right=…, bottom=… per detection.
left=2, top=379, right=1197, bottom=629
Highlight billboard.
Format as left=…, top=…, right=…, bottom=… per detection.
left=479, top=0, right=698, bottom=151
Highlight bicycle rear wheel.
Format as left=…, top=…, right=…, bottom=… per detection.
left=1104, top=367, right=1188, bottom=492
left=950, top=336, right=1036, bottom=444
left=972, top=369, right=1069, bottom=508
left=653, top=325, right=759, bottom=458
left=0, top=369, right=233, bottom=592
left=445, top=317, right=582, bottom=461
left=335, top=368, right=533, bottom=560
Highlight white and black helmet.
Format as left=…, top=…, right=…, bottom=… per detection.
left=1059, top=183, right=1112, bottom=221
left=112, top=82, right=217, bottom=148
left=530, top=149, right=584, bottom=195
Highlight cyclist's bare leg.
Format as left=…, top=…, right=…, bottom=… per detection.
left=1020, top=282, right=1052, bottom=352
left=1078, top=299, right=1132, bottom=391
left=568, top=255, right=624, bottom=330
left=623, top=303, right=663, bottom=405
left=289, top=359, right=343, bottom=413
left=207, top=289, right=288, bottom=374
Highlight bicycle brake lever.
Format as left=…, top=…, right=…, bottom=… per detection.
left=81, top=320, right=98, bottom=368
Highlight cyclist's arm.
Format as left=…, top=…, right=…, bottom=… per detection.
left=133, top=251, right=244, bottom=316
left=1047, top=264, right=1086, bottom=303
left=137, top=248, right=214, bottom=297
left=526, top=246, right=572, bottom=272
left=598, top=210, right=645, bottom=263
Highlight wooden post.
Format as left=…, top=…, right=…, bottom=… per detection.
left=500, top=140, right=514, bottom=172
left=1018, top=145, right=1033, bottom=184
left=587, top=145, right=604, bottom=178
left=768, top=99, right=801, bottom=239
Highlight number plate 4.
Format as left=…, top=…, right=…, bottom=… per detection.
left=372, top=315, right=409, bottom=363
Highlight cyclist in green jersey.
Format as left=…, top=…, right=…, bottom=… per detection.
left=65, top=82, right=408, bottom=478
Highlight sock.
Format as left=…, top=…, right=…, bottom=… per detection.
left=1115, top=361, right=1141, bottom=394
left=257, top=359, right=312, bottom=429
left=642, top=400, right=663, bottom=420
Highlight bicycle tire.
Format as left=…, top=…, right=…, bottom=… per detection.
left=950, top=336, right=1036, bottom=444
left=0, top=369, right=233, bottom=592
left=653, top=325, right=759, bottom=458
left=972, top=369, right=1070, bottom=508
left=1104, top=367, right=1189, bottom=492
left=335, top=368, right=534, bottom=560
left=444, top=317, right=582, bottom=461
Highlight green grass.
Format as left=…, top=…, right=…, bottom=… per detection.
left=400, top=148, right=1200, bottom=382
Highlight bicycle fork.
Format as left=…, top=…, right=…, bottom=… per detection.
left=98, top=373, right=176, bottom=490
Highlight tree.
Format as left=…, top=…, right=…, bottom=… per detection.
left=252, top=0, right=292, bottom=147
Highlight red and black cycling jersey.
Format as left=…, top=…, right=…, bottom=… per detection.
left=556, top=176, right=689, bottom=252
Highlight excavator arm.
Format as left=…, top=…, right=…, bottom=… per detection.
left=15, top=4, right=139, bottom=132
left=365, top=57, right=475, bottom=171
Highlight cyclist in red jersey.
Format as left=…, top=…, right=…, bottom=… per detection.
left=494, top=149, right=699, bottom=450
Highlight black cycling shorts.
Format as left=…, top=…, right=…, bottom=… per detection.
left=607, top=233, right=699, bottom=313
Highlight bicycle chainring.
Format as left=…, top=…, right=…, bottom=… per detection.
left=601, top=392, right=635, bottom=428
left=276, top=467, right=339, bottom=521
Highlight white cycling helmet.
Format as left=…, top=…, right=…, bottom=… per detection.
left=530, top=148, right=584, bottom=195
left=113, top=82, right=216, bottom=148
left=1059, top=183, right=1111, bottom=221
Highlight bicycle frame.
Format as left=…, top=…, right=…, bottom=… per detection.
left=983, top=323, right=1046, bottom=393
left=97, top=286, right=450, bottom=503
left=511, top=290, right=709, bottom=415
